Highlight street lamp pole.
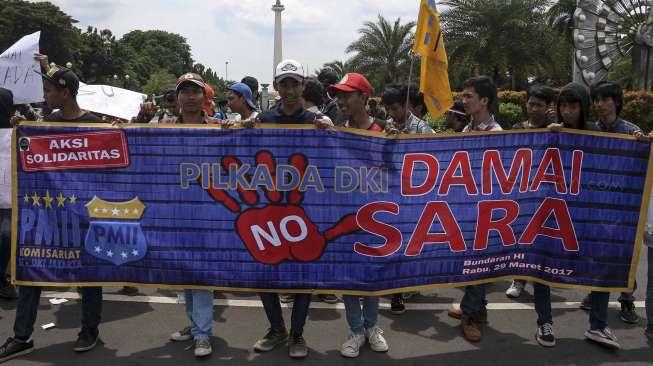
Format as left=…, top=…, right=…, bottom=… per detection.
left=225, top=61, right=229, bottom=81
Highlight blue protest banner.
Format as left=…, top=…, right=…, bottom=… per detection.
left=12, top=123, right=651, bottom=294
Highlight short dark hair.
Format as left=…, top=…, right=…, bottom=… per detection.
left=381, top=84, right=404, bottom=106
left=302, top=77, right=324, bottom=108
left=527, top=84, right=556, bottom=105
left=590, top=80, right=623, bottom=115
left=241, top=76, right=259, bottom=95
left=462, top=76, right=498, bottom=114
left=368, top=99, right=378, bottom=107
left=317, top=67, right=339, bottom=86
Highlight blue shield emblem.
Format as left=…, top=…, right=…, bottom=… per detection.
left=85, top=221, right=147, bottom=265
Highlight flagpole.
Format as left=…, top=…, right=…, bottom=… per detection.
left=404, top=50, right=418, bottom=126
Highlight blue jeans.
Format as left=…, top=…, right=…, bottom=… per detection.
left=646, top=247, right=653, bottom=329
left=533, top=282, right=552, bottom=325
left=460, top=285, right=487, bottom=319
left=14, top=286, right=102, bottom=339
left=184, top=290, right=213, bottom=341
left=342, top=295, right=379, bottom=334
left=260, top=293, right=311, bottom=334
left=0, top=209, right=10, bottom=283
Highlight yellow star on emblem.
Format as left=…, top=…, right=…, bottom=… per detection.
left=69, top=194, right=77, bottom=204
left=43, top=191, right=54, bottom=209
left=31, top=192, right=41, bottom=206
left=24, top=194, right=30, bottom=203
left=56, top=193, right=67, bottom=207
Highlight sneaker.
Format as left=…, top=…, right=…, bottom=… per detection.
left=391, top=294, right=406, bottom=315
left=288, top=332, right=308, bottom=359
left=73, top=330, right=98, bottom=352
left=448, top=305, right=488, bottom=324
left=0, top=337, right=34, bottom=363
left=340, top=333, right=365, bottom=358
left=535, top=323, right=556, bottom=347
left=0, top=282, right=18, bottom=300
left=461, top=315, right=481, bottom=342
left=505, top=280, right=525, bottom=298
left=170, top=326, right=193, bottom=342
left=253, top=328, right=288, bottom=352
left=619, top=301, right=640, bottom=324
left=579, top=294, right=591, bottom=311
left=279, top=294, right=294, bottom=303
left=645, top=327, right=653, bottom=341
left=193, top=339, right=212, bottom=357
left=584, top=327, right=620, bottom=350
left=365, top=326, right=388, bottom=352
left=318, top=294, right=339, bottom=304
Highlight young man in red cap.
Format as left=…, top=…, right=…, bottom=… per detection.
left=166, top=72, right=216, bottom=358
left=328, top=73, right=389, bottom=358
left=328, top=73, right=382, bottom=132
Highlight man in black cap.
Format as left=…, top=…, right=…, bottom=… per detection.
left=0, top=64, right=103, bottom=364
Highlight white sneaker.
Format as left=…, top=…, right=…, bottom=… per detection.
left=506, top=280, right=525, bottom=298
left=365, top=326, right=389, bottom=352
left=340, top=333, right=365, bottom=358
left=194, top=339, right=212, bottom=357
left=584, top=327, right=620, bottom=350
left=170, top=326, right=192, bottom=341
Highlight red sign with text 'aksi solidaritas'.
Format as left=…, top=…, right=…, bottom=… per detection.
left=19, top=130, right=130, bottom=172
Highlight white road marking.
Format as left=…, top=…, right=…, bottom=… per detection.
left=40, top=292, right=645, bottom=310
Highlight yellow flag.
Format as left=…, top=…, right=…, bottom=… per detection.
left=413, top=0, right=453, bottom=119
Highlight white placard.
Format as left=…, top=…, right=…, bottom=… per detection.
left=77, top=83, right=147, bottom=120
left=0, top=31, right=43, bottom=104
left=0, top=129, right=12, bottom=208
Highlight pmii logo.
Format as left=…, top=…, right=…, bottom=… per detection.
left=202, top=151, right=360, bottom=265
left=83, top=196, right=147, bottom=265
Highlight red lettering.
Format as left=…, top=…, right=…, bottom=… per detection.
left=405, top=201, right=466, bottom=255
left=401, top=153, right=439, bottom=196
left=530, top=148, right=567, bottom=194
left=519, top=198, right=579, bottom=251
left=482, top=149, right=532, bottom=195
left=354, top=201, right=402, bottom=257
left=570, top=150, right=583, bottom=195
left=438, top=151, right=478, bottom=195
left=473, top=200, right=519, bottom=250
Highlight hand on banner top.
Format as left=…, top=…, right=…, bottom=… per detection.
left=201, top=151, right=360, bottom=264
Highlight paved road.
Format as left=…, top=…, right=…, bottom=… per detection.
left=0, top=249, right=650, bottom=366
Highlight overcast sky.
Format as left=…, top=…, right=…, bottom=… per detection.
left=38, top=0, right=425, bottom=85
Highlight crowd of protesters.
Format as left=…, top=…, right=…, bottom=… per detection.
left=0, top=53, right=651, bottom=362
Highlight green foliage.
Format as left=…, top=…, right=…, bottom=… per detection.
left=497, top=102, right=525, bottom=129
left=142, top=70, right=176, bottom=96
left=75, top=27, right=125, bottom=84
left=0, top=0, right=81, bottom=66
left=622, top=91, right=653, bottom=132
left=345, top=15, right=416, bottom=92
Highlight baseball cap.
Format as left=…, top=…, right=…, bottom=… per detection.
left=35, top=65, right=80, bottom=96
left=274, top=59, right=304, bottom=83
left=327, top=73, right=373, bottom=97
left=176, top=73, right=206, bottom=93
left=228, top=82, right=257, bottom=110
left=327, top=72, right=372, bottom=97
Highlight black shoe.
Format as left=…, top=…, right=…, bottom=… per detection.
left=253, top=328, right=288, bottom=352
left=0, top=282, right=17, bottom=299
left=579, top=294, right=591, bottom=311
left=318, top=294, right=339, bottom=304
left=0, top=337, right=34, bottom=363
left=73, top=330, right=98, bottom=352
left=619, top=301, right=640, bottom=324
left=535, top=323, right=556, bottom=347
left=390, top=294, right=406, bottom=315
left=288, top=332, right=308, bottom=359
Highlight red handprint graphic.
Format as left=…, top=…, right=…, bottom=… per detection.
left=203, top=150, right=360, bottom=265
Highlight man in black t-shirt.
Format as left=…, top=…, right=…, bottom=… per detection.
left=0, top=64, right=103, bottom=364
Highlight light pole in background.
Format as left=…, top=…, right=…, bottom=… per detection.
left=225, top=61, right=229, bottom=81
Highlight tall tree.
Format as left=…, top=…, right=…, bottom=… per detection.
left=315, top=60, right=352, bottom=79
left=74, top=27, right=125, bottom=84
left=441, top=0, right=553, bottom=90
left=0, top=0, right=81, bottom=66
left=345, top=15, right=416, bottom=91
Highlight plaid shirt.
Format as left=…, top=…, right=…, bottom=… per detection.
left=462, top=115, right=503, bottom=132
